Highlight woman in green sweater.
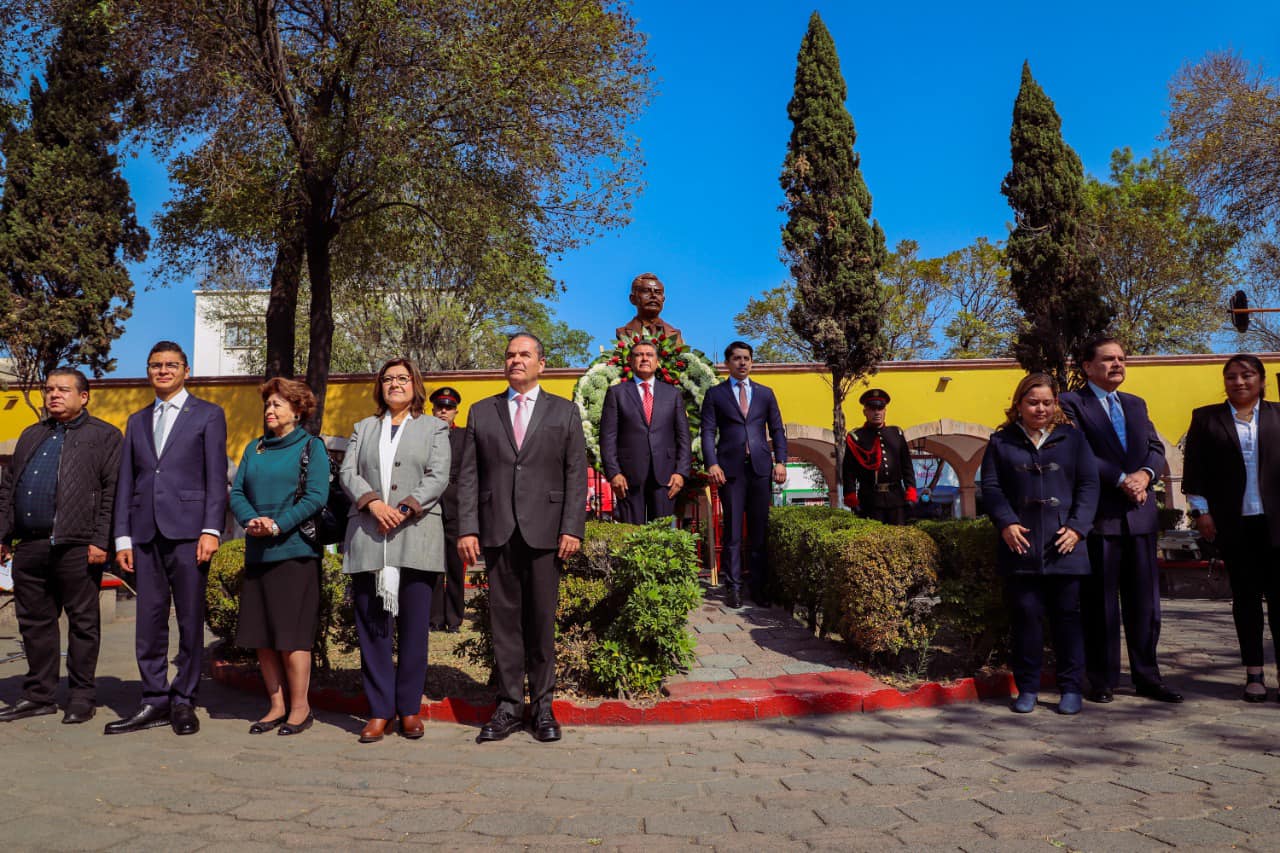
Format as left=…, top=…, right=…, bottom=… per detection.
left=229, top=378, right=330, bottom=736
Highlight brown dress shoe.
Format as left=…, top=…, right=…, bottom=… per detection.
left=359, top=718, right=389, bottom=743
left=399, top=714, right=424, bottom=739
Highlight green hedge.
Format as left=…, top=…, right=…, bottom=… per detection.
left=205, top=539, right=354, bottom=670
left=456, top=518, right=703, bottom=698
left=915, top=518, right=1006, bottom=666
left=768, top=506, right=939, bottom=663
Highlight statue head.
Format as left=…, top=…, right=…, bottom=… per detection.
left=629, top=272, right=666, bottom=323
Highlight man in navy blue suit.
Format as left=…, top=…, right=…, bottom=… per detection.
left=599, top=340, right=692, bottom=524
left=105, top=342, right=229, bottom=735
left=1060, top=336, right=1182, bottom=704
left=701, top=341, right=788, bottom=609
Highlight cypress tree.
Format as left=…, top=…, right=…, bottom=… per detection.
left=781, top=12, right=887, bottom=498
left=1001, top=62, right=1110, bottom=387
left=0, top=1, right=147, bottom=404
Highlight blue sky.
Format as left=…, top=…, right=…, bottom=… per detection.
left=105, top=1, right=1280, bottom=375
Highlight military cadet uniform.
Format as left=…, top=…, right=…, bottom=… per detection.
left=428, top=387, right=467, bottom=633
left=841, top=389, right=918, bottom=525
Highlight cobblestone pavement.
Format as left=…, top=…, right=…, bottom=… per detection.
left=1, top=597, right=1278, bottom=851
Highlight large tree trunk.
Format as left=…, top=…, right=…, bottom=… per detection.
left=831, top=367, right=846, bottom=508
left=302, top=196, right=335, bottom=434
left=263, top=209, right=305, bottom=379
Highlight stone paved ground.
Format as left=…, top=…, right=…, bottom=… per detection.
left=1, top=596, right=1278, bottom=851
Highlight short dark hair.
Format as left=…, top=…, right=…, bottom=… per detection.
left=373, top=358, right=427, bottom=416
left=507, top=332, right=545, bottom=360
left=259, top=376, right=317, bottom=422
left=46, top=367, right=89, bottom=395
left=724, top=340, right=753, bottom=361
left=1224, top=353, right=1267, bottom=400
left=1078, top=334, right=1123, bottom=364
left=147, top=340, right=188, bottom=366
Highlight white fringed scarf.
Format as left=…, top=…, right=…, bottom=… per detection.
left=375, top=411, right=411, bottom=616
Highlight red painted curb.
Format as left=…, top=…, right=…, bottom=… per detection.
left=211, top=654, right=1021, bottom=726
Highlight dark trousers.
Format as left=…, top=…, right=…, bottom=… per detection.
left=12, top=540, right=101, bottom=706
left=134, top=538, right=205, bottom=708
left=1083, top=531, right=1163, bottom=690
left=430, top=536, right=466, bottom=630
left=352, top=569, right=434, bottom=718
left=1220, top=516, right=1280, bottom=668
left=485, top=528, right=558, bottom=716
left=718, top=463, right=772, bottom=597
left=1005, top=574, right=1085, bottom=695
left=613, top=465, right=676, bottom=524
left=861, top=504, right=906, bottom=526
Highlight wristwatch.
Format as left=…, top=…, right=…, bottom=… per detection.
left=270, top=521, right=280, bottom=536
left=398, top=504, right=412, bottom=515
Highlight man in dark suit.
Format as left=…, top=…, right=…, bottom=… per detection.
left=842, top=388, right=918, bottom=525
left=429, top=386, right=467, bottom=633
left=1060, top=336, right=1182, bottom=704
left=0, top=368, right=121, bottom=725
left=106, top=342, right=229, bottom=735
left=458, top=333, right=587, bottom=743
left=701, top=340, right=788, bottom=609
left=599, top=340, right=692, bottom=524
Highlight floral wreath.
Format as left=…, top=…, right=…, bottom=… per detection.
left=573, top=327, right=719, bottom=480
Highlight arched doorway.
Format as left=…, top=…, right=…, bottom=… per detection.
left=903, top=420, right=993, bottom=518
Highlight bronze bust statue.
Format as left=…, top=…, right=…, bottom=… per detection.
left=615, top=272, right=684, bottom=346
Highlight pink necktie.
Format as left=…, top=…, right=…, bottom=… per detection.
left=513, top=394, right=528, bottom=449
left=642, top=382, right=653, bottom=425
left=738, top=381, right=749, bottom=416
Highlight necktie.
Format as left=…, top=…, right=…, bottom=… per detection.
left=738, top=381, right=749, bottom=416
left=513, top=394, right=528, bottom=450
left=642, top=382, right=653, bottom=425
left=154, top=403, right=169, bottom=455
left=1107, top=392, right=1127, bottom=451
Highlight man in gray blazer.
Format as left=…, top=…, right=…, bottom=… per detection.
left=599, top=340, right=691, bottom=523
left=458, top=333, right=587, bottom=743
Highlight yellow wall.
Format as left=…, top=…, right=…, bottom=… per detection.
left=0, top=356, right=1264, bottom=454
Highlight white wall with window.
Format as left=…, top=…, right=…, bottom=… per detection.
left=192, top=290, right=268, bottom=376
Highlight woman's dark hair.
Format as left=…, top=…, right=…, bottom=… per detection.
left=1001, top=372, right=1070, bottom=428
left=1223, top=353, right=1267, bottom=400
left=373, top=358, right=426, bottom=416
left=259, top=377, right=317, bottom=422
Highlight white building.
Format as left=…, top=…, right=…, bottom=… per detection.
left=192, top=290, right=267, bottom=376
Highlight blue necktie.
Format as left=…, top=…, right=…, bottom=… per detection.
left=1107, top=393, right=1127, bottom=451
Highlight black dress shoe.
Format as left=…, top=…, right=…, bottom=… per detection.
left=477, top=708, right=524, bottom=742
left=62, top=704, right=96, bottom=725
left=171, top=704, right=200, bottom=735
left=726, top=590, right=742, bottom=609
left=249, top=715, right=286, bottom=734
left=104, top=704, right=170, bottom=735
left=531, top=709, right=562, bottom=743
left=1136, top=684, right=1184, bottom=703
left=1087, top=686, right=1114, bottom=703
left=0, top=698, right=57, bottom=722
left=278, top=713, right=314, bottom=736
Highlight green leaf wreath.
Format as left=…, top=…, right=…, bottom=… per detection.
left=573, top=327, right=719, bottom=481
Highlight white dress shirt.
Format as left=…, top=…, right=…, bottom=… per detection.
left=1187, top=402, right=1263, bottom=517
left=507, top=384, right=541, bottom=439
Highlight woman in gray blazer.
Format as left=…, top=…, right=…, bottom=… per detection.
left=340, top=358, right=450, bottom=743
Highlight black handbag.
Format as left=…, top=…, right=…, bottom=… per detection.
left=296, top=438, right=351, bottom=548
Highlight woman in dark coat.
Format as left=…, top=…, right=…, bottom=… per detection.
left=1183, top=354, right=1280, bottom=701
left=981, top=373, right=1100, bottom=715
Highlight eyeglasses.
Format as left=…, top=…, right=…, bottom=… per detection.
left=381, top=375, right=412, bottom=386
left=147, top=361, right=184, bottom=372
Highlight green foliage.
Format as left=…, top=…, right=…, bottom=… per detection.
left=0, top=0, right=147, bottom=409
left=1084, top=148, right=1241, bottom=354
left=204, top=539, right=353, bottom=671
left=457, top=520, right=702, bottom=698
left=767, top=507, right=940, bottom=664
left=916, top=518, right=1007, bottom=666
left=733, top=282, right=815, bottom=363
left=934, top=237, right=1017, bottom=358
left=1001, top=62, right=1111, bottom=388
left=780, top=12, right=887, bottom=487
left=880, top=241, right=943, bottom=360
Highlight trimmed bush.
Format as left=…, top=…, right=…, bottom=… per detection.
left=916, top=518, right=1006, bottom=666
left=818, top=523, right=939, bottom=661
left=205, top=539, right=352, bottom=670
left=769, top=505, right=866, bottom=631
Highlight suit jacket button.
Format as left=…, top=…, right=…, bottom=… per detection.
left=394, top=461, right=401, bottom=467
left=390, top=485, right=398, bottom=491
left=516, top=464, right=523, bottom=471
